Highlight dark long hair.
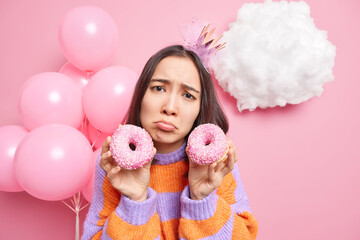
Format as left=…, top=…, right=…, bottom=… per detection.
left=124, top=45, right=228, bottom=134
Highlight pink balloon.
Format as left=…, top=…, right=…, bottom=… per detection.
left=18, top=72, right=84, bottom=131
left=87, top=122, right=112, bottom=149
left=59, top=62, right=94, bottom=90
left=14, top=124, right=93, bottom=201
left=58, top=6, right=119, bottom=72
left=82, top=148, right=101, bottom=202
left=0, top=125, right=28, bottom=192
left=83, top=66, right=138, bottom=133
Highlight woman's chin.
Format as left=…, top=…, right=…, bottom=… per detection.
left=153, top=137, right=185, bottom=153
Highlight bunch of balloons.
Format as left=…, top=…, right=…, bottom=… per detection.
left=0, top=6, right=138, bottom=202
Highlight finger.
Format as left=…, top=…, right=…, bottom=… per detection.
left=226, top=153, right=235, bottom=172
left=227, top=140, right=234, bottom=156
left=214, top=160, right=225, bottom=172
left=208, top=162, right=217, bottom=180
left=100, top=151, right=116, bottom=173
left=233, top=148, right=238, bottom=163
left=221, top=152, right=235, bottom=176
left=101, top=136, right=111, bottom=155
left=143, top=160, right=152, bottom=170
left=102, top=162, right=113, bottom=173
left=101, top=159, right=113, bottom=173
left=100, top=150, right=109, bottom=167
left=227, top=140, right=238, bottom=163
left=214, top=142, right=232, bottom=172
left=107, top=165, right=121, bottom=181
left=230, top=143, right=238, bottom=164
left=189, top=160, right=197, bottom=168
left=151, top=147, right=157, bottom=160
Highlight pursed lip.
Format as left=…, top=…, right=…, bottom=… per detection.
left=155, top=121, right=177, bottom=131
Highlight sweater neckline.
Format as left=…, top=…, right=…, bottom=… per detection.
left=152, top=141, right=188, bottom=165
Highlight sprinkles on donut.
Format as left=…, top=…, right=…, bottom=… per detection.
left=109, top=124, right=155, bottom=170
left=187, top=123, right=229, bottom=165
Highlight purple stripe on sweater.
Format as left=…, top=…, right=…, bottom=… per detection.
left=157, top=192, right=181, bottom=221
left=81, top=220, right=103, bottom=240
left=81, top=155, right=107, bottom=239
left=180, top=185, right=218, bottom=220
left=115, top=187, right=157, bottom=225
left=85, top=156, right=106, bottom=222
left=100, top=219, right=113, bottom=240
left=231, top=165, right=251, bottom=213
left=152, top=141, right=188, bottom=165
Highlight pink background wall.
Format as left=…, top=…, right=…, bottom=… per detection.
left=1, top=0, right=359, bottom=239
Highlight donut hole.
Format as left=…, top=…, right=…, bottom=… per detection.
left=129, top=143, right=136, bottom=151
left=204, top=134, right=214, bottom=146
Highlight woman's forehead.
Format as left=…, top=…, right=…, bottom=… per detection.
left=152, top=56, right=201, bottom=88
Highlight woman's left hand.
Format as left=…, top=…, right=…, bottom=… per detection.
left=186, top=139, right=238, bottom=200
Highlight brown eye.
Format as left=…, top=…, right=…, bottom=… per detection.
left=152, top=86, right=164, bottom=92
left=183, top=93, right=195, bottom=100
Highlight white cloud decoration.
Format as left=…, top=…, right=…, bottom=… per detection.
left=211, top=0, right=336, bottom=112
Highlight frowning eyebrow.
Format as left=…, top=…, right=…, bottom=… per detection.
left=150, top=78, right=200, bottom=93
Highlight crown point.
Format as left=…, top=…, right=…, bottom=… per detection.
left=198, top=24, right=226, bottom=52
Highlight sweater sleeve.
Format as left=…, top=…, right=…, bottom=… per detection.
left=178, top=164, right=258, bottom=240
left=81, top=156, right=161, bottom=240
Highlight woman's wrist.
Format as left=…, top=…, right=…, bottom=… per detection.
left=189, top=187, right=207, bottom=201
left=190, top=192, right=204, bottom=201
left=129, top=189, right=148, bottom=202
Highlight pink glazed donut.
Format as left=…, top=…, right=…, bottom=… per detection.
left=110, top=124, right=154, bottom=170
left=187, top=123, right=229, bottom=165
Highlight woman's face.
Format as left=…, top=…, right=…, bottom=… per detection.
left=140, top=56, right=201, bottom=153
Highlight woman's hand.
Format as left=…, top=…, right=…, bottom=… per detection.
left=186, top=140, right=238, bottom=200
left=100, top=126, right=156, bottom=201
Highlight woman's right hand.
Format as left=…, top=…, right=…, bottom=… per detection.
left=100, top=133, right=156, bottom=202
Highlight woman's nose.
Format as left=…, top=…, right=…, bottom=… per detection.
left=161, top=94, right=177, bottom=116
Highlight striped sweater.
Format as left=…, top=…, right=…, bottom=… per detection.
left=82, top=142, right=258, bottom=240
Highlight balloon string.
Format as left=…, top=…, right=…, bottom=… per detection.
left=81, top=116, right=86, bottom=135
left=84, top=117, right=89, bottom=135
left=86, top=71, right=93, bottom=82
left=81, top=69, right=91, bottom=136
left=91, top=130, right=101, bottom=149
left=62, top=192, right=89, bottom=240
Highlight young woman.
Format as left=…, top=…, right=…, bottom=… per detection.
left=82, top=45, right=258, bottom=239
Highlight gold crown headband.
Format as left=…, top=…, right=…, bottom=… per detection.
left=199, top=24, right=226, bottom=52
left=181, top=21, right=226, bottom=72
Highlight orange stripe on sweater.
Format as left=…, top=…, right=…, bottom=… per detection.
left=178, top=197, right=232, bottom=239
left=149, top=160, right=189, bottom=193
left=97, top=177, right=120, bottom=226
left=231, top=211, right=259, bottom=240
left=91, top=231, right=102, bottom=240
left=105, top=212, right=161, bottom=240
left=216, top=172, right=236, bottom=205
left=160, top=218, right=179, bottom=240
